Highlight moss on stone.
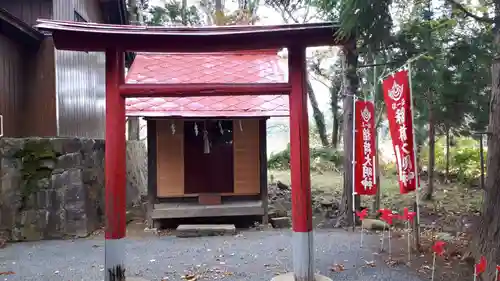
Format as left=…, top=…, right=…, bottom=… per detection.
left=13, top=139, right=62, bottom=209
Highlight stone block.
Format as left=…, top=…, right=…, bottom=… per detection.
left=80, top=139, right=96, bottom=155
left=51, top=172, right=66, bottom=190
left=36, top=178, right=50, bottom=189
left=362, top=219, right=389, bottom=230
left=63, top=138, right=83, bottom=154
left=39, top=159, right=56, bottom=170
left=35, top=190, right=49, bottom=208
left=176, top=224, right=236, bottom=238
left=82, top=169, right=98, bottom=184
left=270, top=217, right=291, bottom=229
left=56, top=153, right=83, bottom=171
left=0, top=206, right=14, bottom=234
left=64, top=220, right=90, bottom=237
left=1, top=157, right=22, bottom=171
left=0, top=172, right=22, bottom=210
left=64, top=208, right=90, bottom=237
left=0, top=138, right=25, bottom=157
left=15, top=210, right=49, bottom=241
left=45, top=209, right=64, bottom=238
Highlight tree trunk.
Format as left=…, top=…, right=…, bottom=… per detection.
left=332, top=115, right=340, bottom=148
left=128, top=0, right=138, bottom=24
left=306, top=79, right=329, bottom=147
left=127, top=117, right=140, bottom=141
left=338, top=118, right=343, bottom=146
left=181, top=0, right=188, bottom=25
left=373, top=133, right=381, bottom=211
left=335, top=45, right=359, bottom=228
left=475, top=21, right=500, bottom=279
left=424, top=91, right=435, bottom=201
left=445, top=127, right=450, bottom=183
left=331, top=87, right=340, bottom=148
left=214, top=0, right=223, bottom=25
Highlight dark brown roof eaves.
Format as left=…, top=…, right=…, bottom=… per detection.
left=0, top=9, right=43, bottom=47
left=35, top=20, right=346, bottom=52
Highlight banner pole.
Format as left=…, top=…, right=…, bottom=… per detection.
left=407, top=62, right=421, bottom=247
left=352, top=95, right=357, bottom=231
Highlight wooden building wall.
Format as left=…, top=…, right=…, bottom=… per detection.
left=0, top=33, right=25, bottom=137
left=23, top=38, right=57, bottom=137
left=150, top=118, right=264, bottom=198
left=0, top=35, right=57, bottom=137
left=0, top=0, right=53, bottom=27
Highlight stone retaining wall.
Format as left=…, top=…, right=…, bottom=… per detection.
left=0, top=138, right=147, bottom=242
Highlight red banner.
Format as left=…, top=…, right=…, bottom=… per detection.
left=382, top=70, right=418, bottom=194
left=354, top=100, right=377, bottom=196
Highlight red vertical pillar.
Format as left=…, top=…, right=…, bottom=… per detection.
left=288, top=46, right=314, bottom=281
left=104, top=49, right=127, bottom=281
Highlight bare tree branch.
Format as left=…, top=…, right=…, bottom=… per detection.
left=310, top=74, right=331, bottom=88
left=445, top=0, right=496, bottom=23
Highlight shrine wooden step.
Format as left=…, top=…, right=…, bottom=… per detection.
left=176, top=224, right=236, bottom=238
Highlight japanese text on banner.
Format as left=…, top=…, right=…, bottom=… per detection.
left=354, top=100, right=377, bottom=196
left=382, top=70, right=418, bottom=194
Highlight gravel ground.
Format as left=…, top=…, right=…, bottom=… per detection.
left=0, top=229, right=423, bottom=281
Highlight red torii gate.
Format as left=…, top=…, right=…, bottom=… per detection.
left=36, top=19, right=352, bottom=281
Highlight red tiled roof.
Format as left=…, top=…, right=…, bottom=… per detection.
left=125, top=51, right=289, bottom=117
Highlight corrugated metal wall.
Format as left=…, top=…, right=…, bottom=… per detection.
left=53, top=0, right=106, bottom=138
left=0, top=34, right=24, bottom=137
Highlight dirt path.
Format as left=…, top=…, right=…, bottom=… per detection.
left=0, top=229, right=424, bottom=281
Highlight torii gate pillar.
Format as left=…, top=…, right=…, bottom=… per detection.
left=104, top=49, right=127, bottom=280
left=273, top=47, right=331, bottom=281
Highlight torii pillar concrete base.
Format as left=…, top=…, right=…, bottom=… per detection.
left=270, top=272, right=332, bottom=281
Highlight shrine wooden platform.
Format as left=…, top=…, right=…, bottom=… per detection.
left=151, top=200, right=265, bottom=219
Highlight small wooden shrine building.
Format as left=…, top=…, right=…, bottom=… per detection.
left=125, top=51, right=288, bottom=222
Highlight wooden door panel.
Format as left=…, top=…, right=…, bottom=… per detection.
left=233, top=119, right=260, bottom=195
left=156, top=119, right=185, bottom=197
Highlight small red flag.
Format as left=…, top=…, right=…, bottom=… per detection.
left=475, top=256, right=487, bottom=276
left=378, top=208, right=393, bottom=223
left=356, top=209, right=368, bottom=220
left=403, top=207, right=417, bottom=223
left=385, top=213, right=394, bottom=225
left=431, top=241, right=445, bottom=256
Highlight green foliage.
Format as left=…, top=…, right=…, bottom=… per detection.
left=267, top=144, right=343, bottom=172
left=145, top=1, right=202, bottom=26
left=420, top=137, right=486, bottom=184
left=381, top=136, right=486, bottom=184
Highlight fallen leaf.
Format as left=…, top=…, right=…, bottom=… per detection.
left=0, top=271, right=15, bottom=275
left=181, top=274, right=198, bottom=281
left=330, top=264, right=345, bottom=272
left=364, top=260, right=376, bottom=267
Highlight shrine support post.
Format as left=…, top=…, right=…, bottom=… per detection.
left=288, top=46, right=314, bottom=281
left=105, top=49, right=127, bottom=281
